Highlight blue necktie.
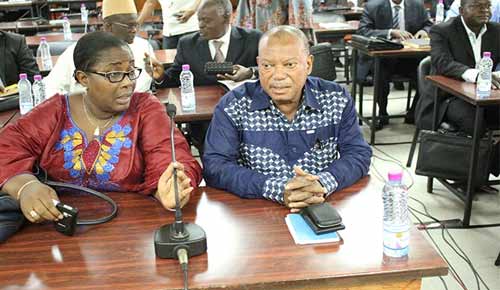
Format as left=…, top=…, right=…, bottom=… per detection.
left=393, top=5, right=401, bottom=29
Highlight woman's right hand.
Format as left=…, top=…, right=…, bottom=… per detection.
left=19, top=181, right=63, bottom=223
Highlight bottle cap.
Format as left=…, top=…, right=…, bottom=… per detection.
left=40, top=37, right=46, bottom=41
left=438, top=0, right=443, bottom=3
left=19, top=73, right=27, bottom=80
left=388, top=171, right=403, bottom=182
left=63, top=16, right=69, bottom=20
left=81, top=3, right=85, bottom=7
left=483, top=51, right=491, bottom=58
left=182, top=64, right=190, bottom=71
left=34, top=75, right=42, bottom=81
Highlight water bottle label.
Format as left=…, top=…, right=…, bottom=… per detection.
left=383, top=227, right=410, bottom=257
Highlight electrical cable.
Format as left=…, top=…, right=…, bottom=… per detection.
left=177, top=248, right=189, bottom=290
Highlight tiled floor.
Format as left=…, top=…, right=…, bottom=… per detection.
left=354, top=80, right=500, bottom=290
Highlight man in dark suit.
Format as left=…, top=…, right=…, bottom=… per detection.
left=416, top=0, right=500, bottom=134
left=147, top=0, right=261, bottom=87
left=0, top=30, right=39, bottom=93
left=146, top=0, right=261, bottom=154
left=416, top=0, right=499, bottom=177
left=357, top=0, right=433, bottom=129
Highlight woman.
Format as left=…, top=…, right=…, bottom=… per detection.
left=0, top=32, right=202, bottom=238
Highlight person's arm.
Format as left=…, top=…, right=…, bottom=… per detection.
left=430, top=24, right=474, bottom=80
left=137, top=0, right=160, bottom=25
left=357, top=4, right=391, bottom=38
left=0, top=97, right=64, bottom=222
left=135, top=93, right=202, bottom=196
left=43, top=45, right=75, bottom=98
left=202, top=92, right=288, bottom=203
left=316, top=89, right=372, bottom=194
left=16, top=36, right=39, bottom=81
left=134, top=40, right=154, bottom=92
left=418, top=1, right=434, bottom=34
left=176, top=0, right=201, bottom=23
left=445, top=0, right=460, bottom=21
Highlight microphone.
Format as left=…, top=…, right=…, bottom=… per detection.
left=154, top=104, right=207, bottom=268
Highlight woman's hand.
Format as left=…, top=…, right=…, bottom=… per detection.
left=156, top=162, right=194, bottom=211
left=19, top=181, right=63, bottom=223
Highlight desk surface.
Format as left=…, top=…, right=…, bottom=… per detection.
left=0, top=110, right=17, bottom=128
left=427, top=75, right=500, bottom=106
left=0, top=177, right=447, bottom=289
left=351, top=42, right=430, bottom=58
left=156, top=85, right=226, bottom=123
left=26, top=32, right=84, bottom=47
left=36, top=49, right=177, bottom=72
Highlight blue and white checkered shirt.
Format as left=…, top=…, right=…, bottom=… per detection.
left=203, top=77, right=372, bottom=204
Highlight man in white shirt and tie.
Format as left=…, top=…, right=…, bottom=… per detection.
left=357, top=0, right=433, bottom=128
left=146, top=0, right=262, bottom=87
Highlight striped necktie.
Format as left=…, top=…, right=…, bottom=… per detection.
left=213, top=40, right=225, bottom=63
left=392, top=5, right=401, bottom=29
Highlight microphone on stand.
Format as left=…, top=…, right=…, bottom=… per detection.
left=154, top=104, right=207, bottom=288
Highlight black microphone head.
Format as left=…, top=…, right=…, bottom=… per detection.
left=167, top=103, right=177, bottom=118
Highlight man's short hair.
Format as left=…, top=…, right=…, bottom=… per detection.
left=201, top=0, right=232, bottom=18
left=259, top=25, right=310, bottom=54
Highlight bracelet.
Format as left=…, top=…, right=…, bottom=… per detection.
left=16, top=180, right=39, bottom=201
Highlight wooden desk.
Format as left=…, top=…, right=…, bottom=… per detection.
left=426, top=75, right=500, bottom=227
left=313, top=21, right=358, bottom=43
left=26, top=32, right=84, bottom=47
left=350, top=43, right=430, bottom=144
left=0, top=177, right=447, bottom=289
left=0, top=110, right=18, bottom=129
left=156, top=85, right=226, bottom=123
left=36, top=49, right=177, bottom=73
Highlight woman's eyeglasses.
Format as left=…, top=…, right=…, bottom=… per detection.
left=87, top=67, right=142, bottom=83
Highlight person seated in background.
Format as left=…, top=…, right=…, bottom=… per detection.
left=446, top=0, right=500, bottom=22
left=0, top=30, right=39, bottom=92
left=203, top=26, right=372, bottom=212
left=44, top=0, right=154, bottom=98
left=416, top=0, right=500, bottom=177
left=146, top=0, right=261, bottom=154
left=146, top=0, right=261, bottom=86
left=357, top=0, right=433, bottom=129
left=0, top=32, right=202, bottom=242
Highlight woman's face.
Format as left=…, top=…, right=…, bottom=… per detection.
left=81, top=46, right=137, bottom=114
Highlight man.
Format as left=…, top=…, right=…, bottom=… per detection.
left=0, top=30, right=39, bottom=93
left=138, top=0, right=201, bottom=49
left=417, top=0, right=500, bottom=135
left=44, top=0, right=154, bottom=98
left=147, top=0, right=261, bottom=87
left=357, top=0, right=433, bottom=129
left=203, top=26, right=372, bottom=211
left=147, top=0, right=261, bottom=154
left=446, top=0, right=500, bottom=22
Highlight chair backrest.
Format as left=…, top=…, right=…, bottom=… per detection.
left=48, top=41, right=76, bottom=56
left=310, top=42, right=337, bottom=81
left=415, top=56, right=433, bottom=129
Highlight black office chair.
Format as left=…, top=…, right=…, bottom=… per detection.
left=406, top=56, right=431, bottom=167
left=310, top=42, right=337, bottom=81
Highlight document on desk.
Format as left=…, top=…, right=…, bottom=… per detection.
left=285, top=214, right=341, bottom=245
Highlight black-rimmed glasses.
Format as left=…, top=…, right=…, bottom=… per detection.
left=112, top=22, right=139, bottom=31
left=86, top=67, right=142, bottom=83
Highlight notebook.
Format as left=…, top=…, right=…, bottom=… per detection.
left=403, top=39, right=431, bottom=49
left=285, top=213, right=341, bottom=245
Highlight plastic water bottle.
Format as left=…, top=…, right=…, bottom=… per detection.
left=62, top=17, right=72, bottom=41
left=180, top=64, right=196, bottom=111
left=382, top=171, right=410, bottom=258
left=80, top=4, right=88, bottom=24
left=18, top=73, right=33, bottom=115
left=435, top=0, right=445, bottom=24
left=476, top=52, right=493, bottom=98
left=36, top=37, right=52, bottom=71
left=32, top=75, right=46, bottom=106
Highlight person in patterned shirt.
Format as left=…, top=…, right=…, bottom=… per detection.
left=203, top=25, right=371, bottom=212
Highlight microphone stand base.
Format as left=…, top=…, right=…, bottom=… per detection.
left=154, top=223, right=207, bottom=258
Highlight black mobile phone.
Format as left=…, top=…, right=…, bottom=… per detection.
left=204, top=61, right=234, bottom=75
left=54, top=202, right=79, bottom=236
left=301, top=203, right=345, bottom=235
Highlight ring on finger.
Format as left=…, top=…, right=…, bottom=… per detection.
left=29, top=210, right=38, bottom=218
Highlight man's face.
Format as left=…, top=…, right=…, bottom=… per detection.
left=197, top=4, right=229, bottom=40
left=460, top=0, right=492, bottom=27
left=257, top=36, right=313, bottom=107
left=105, top=14, right=139, bottom=44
